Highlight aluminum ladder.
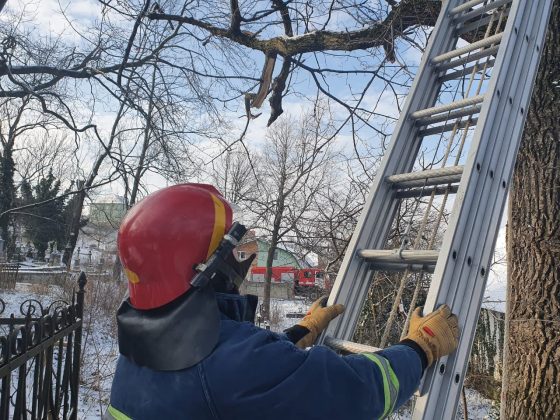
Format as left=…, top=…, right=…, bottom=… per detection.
left=319, top=0, right=553, bottom=418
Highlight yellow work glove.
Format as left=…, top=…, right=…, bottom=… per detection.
left=404, top=305, right=459, bottom=366
left=294, top=296, right=345, bottom=349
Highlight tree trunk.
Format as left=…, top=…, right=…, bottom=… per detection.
left=63, top=180, right=86, bottom=269
left=263, top=221, right=282, bottom=321
left=0, top=146, right=15, bottom=256
left=113, top=254, right=123, bottom=282
left=262, top=243, right=276, bottom=321
left=501, top=3, right=560, bottom=417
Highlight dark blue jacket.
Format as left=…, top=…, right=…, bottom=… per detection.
left=109, top=294, right=424, bottom=420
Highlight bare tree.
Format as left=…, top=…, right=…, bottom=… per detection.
left=207, top=145, right=258, bottom=207
left=1, top=0, right=238, bottom=267
left=14, top=133, right=76, bottom=184
left=244, top=104, right=335, bottom=318
left=0, top=96, right=62, bottom=256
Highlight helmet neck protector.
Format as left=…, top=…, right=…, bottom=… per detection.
left=117, top=222, right=257, bottom=371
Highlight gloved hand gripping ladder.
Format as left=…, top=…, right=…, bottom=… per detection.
left=318, top=0, right=553, bottom=418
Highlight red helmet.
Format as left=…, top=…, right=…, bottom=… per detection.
left=118, top=184, right=233, bottom=310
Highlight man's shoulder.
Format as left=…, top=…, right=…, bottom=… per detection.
left=217, top=319, right=289, bottom=347
left=201, top=321, right=308, bottom=396
left=209, top=320, right=304, bottom=366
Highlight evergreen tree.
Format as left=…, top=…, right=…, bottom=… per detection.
left=20, top=172, right=68, bottom=260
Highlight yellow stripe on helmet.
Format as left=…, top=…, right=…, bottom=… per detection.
left=207, top=193, right=227, bottom=259
left=124, top=268, right=140, bottom=284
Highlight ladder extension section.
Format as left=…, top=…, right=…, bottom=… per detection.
left=320, top=0, right=553, bottom=419
left=452, top=0, right=513, bottom=23
left=323, top=337, right=380, bottom=354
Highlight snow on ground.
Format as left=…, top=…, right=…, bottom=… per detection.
left=1, top=287, right=497, bottom=419
left=385, top=388, right=499, bottom=419
left=267, top=296, right=311, bottom=331
left=456, top=389, right=500, bottom=419
left=1, top=282, right=120, bottom=419
left=78, top=311, right=120, bottom=418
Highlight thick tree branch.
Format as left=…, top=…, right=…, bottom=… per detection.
left=230, top=0, right=242, bottom=33
left=268, top=57, right=291, bottom=126
left=0, top=57, right=155, bottom=97
left=148, top=0, right=440, bottom=56
left=272, top=0, right=294, bottom=37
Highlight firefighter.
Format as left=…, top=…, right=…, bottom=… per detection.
left=107, top=183, right=459, bottom=420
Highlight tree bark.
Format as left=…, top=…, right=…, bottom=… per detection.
left=0, top=99, right=27, bottom=258
left=501, top=3, right=560, bottom=417
left=262, top=198, right=285, bottom=321
left=262, top=243, right=275, bottom=321
left=0, top=146, right=15, bottom=253
left=63, top=180, right=86, bottom=268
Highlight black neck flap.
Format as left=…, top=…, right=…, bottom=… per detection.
left=216, top=292, right=258, bottom=323
left=117, top=285, right=220, bottom=371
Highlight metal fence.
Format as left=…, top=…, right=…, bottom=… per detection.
left=0, top=272, right=87, bottom=419
left=0, top=264, right=19, bottom=290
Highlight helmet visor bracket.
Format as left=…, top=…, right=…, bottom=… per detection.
left=191, top=222, right=254, bottom=292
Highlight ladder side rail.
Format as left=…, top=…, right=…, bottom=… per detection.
left=321, top=0, right=463, bottom=342
left=434, top=34, right=547, bottom=417
left=412, top=1, right=553, bottom=418
left=416, top=1, right=549, bottom=414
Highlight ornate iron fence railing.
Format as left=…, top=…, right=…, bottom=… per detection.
left=0, top=272, right=87, bottom=420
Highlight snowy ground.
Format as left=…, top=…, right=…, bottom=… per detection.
left=1, top=287, right=498, bottom=419
left=267, top=296, right=311, bottom=331
left=1, top=282, right=121, bottom=419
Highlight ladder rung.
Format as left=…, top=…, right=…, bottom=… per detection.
left=387, top=166, right=464, bottom=184
left=392, top=174, right=463, bottom=189
left=450, top=0, right=489, bottom=15
left=369, top=262, right=436, bottom=274
left=457, top=8, right=511, bottom=36
left=324, top=336, right=380, bottom=354
left=453, top=0, right=513, bottom=24
left=411, top=96, right=484, bottom=120
left=439, top=59, right=496, bottom=82
left=437, top=46, right=499, bottom=73
left=419, top=119, right=477, bottom=137
left=358, top=249, right=440, bottom=265
left=416, top=105, right=482, bottom=126
left=396, top=185, right=459, bottom=199
left=432, top=33, right=503, bottom=65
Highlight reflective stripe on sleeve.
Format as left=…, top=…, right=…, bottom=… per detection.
left=361, top=353, right=400, bottom=419
left=105, top=405, right=133, bottom=420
